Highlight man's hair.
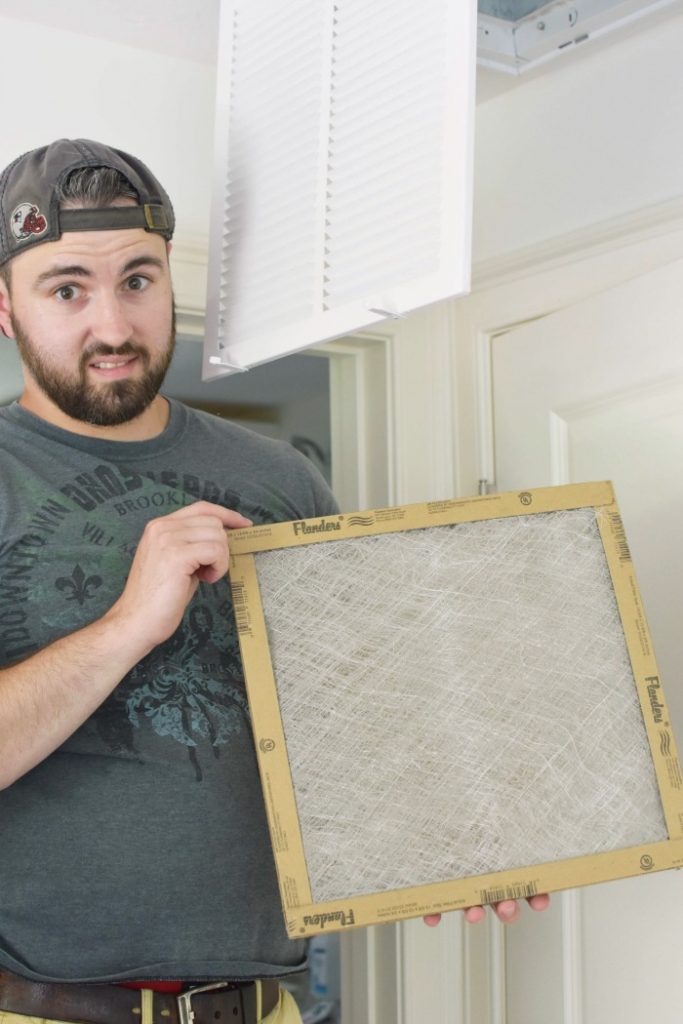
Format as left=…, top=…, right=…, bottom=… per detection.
left=55, top=166, right=139, bottom=208
left=0, top=167, right=139, bottom=295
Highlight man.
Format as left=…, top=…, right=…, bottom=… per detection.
left=0, top=139, right=547, bottom=1024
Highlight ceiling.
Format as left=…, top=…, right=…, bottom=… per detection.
left=0, top=0, right=222, bottom=65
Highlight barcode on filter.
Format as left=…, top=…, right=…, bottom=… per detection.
left=480, top=881, right=538, bottom=904
left=231, top=581, right=252, bottom=636
left=608, top=512, right=631, bottom=562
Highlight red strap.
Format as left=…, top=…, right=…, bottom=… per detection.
left=118, top=980, right=184, bottom=993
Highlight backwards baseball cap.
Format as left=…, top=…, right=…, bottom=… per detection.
left=0, top=138, right=174, bottom=268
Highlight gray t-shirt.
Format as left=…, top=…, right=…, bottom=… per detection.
left=0, top=398, right=338, bottom=983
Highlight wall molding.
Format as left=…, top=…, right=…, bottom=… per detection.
left=549, top=412, right=571, bottom=487
left=562, top=891, right=584, bottom=1024
left=170, top=238, right=209, bottom=338
left=472, top=195, right=683, bottom=291
left=488, top=917, right=507, bottom=1024
left=397, top=916, right=465, bottom=1024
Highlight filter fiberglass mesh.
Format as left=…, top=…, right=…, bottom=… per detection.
left=253, top=507, right=665, bottom=902
left=229, top=484, right=683, bottom=933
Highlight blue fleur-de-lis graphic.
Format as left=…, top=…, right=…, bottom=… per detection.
left=55, top=564, right=103, bottom=605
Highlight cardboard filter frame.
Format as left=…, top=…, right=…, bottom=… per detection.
left=227, top=482, right=683, bottom=938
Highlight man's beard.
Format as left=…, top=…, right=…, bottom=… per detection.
left=11, top=306, right=176, bottom=427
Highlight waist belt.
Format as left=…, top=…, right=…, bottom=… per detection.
left=0, top=971, right=280, bottom=1024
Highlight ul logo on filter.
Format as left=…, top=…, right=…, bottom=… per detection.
left=640, top=854, right=654, bottom=871
left=519, top=492, right=533, bottom=506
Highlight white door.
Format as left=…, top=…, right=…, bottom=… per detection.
left=490, top=258, right=683, bottom=1024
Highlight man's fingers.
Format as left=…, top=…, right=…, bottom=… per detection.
left=169, top=500, right=252, bottom=529
left=109, top=502, right=254, bottom=653
left=426, top=893, right=551, bottom=928
left=493, top=900, right=520, bottom=923
left=457, top=902, right=516, bottom=925
left=141, top=509, right=249, bottom=577
left=470, top=894, right=550, bottom=924
left=422, top=907, right=486, bottom=926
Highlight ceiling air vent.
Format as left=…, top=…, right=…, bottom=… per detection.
left=477, top=0, right=680, bottom=73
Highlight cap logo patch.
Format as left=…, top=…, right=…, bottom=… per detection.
left=11, top=203, right=48, bottom=242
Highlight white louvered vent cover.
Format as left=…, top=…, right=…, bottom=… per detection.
left=203, top=0, right=477, bottom=379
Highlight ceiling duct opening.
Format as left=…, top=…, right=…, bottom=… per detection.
left=477, top=0, right=679, bottom=73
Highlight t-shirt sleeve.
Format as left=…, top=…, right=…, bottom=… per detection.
left=282, top=444, right=340, bottom=519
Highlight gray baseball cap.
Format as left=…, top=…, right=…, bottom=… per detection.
left=0, top=138, right=174, bottom=268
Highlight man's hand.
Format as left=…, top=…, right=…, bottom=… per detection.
left=106, top=501, right=252, bottom=655
left=423, top=893, right=550, bottom=927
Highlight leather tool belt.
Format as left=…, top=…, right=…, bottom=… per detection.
left=0, top=971, right=280, bottom=1024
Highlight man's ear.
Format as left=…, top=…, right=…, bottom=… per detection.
left=0, top=279, right=14, bottom=340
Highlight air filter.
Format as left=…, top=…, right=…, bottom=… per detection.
left=228, top=482, right=683, bottom=937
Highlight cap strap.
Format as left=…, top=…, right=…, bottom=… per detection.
left=58, top=204, right=170, bottom=235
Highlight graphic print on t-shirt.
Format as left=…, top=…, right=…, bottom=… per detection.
left=0, top=463, right=279, bottom=782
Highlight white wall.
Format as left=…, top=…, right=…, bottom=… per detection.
left=0, top=14, right=216, bottom=249
left=472, top=11, right=683, bottom=264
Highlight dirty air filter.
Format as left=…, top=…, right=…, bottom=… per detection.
left=228, top=482, right=683, bottom=936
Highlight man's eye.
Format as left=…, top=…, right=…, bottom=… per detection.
left=126, top=275, right=148, bottom=291
left=55, top=284, right=79, bottom=301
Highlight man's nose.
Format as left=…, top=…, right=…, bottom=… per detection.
left=89, top=293, right=134, bottom=344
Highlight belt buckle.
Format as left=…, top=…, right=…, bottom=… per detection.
left=177, top=981, right=237, bottom=1024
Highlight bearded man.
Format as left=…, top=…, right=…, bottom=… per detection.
left=0, top=139, right=548, bottom=1024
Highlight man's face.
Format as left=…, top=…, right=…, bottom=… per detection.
left=0, top=224, right=175, bottom=428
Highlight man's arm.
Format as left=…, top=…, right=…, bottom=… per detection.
left=0, top=501, right=251, bottom=790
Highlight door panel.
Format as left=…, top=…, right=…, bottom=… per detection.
left=504, top=897, right=566, bottom=1024
left=491, top=259, right=683, bottom=1024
